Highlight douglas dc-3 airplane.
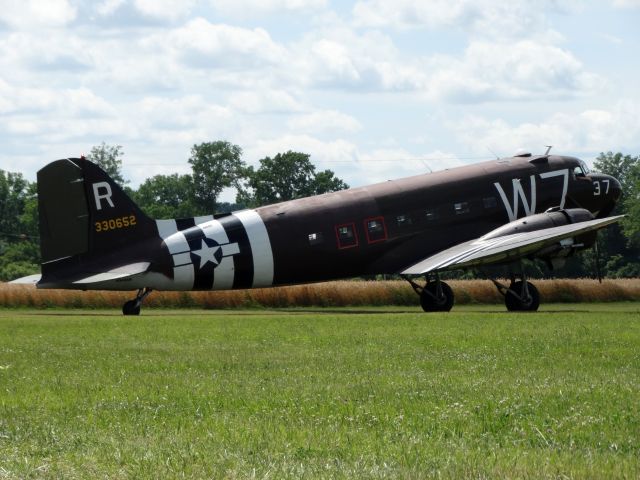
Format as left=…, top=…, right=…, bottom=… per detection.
left=25, top=150, right=622, bottom=315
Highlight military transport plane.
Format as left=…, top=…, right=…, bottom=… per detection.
left=25, top=151, right=622, bottom=315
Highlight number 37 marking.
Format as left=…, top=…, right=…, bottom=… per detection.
left=593, top=179, right=610, bottom=196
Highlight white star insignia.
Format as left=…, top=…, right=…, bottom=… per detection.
left=191, top=241, right=221, bottom=269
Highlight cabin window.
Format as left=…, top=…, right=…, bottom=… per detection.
left=425, top=209, right=438, bottom=221
left=454, top=202, right=470, bottom=215
left=483, top=196, right=497, bottom=209
left=396, top=214, right=412, bottom=226
left=335, top=223, right=358, bottom=249
left=365, top=217, right=387, bottom=243
left=308, top=232, right=324, bottom=246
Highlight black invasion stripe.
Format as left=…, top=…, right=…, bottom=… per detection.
left=219, top=215, right=253, bottom=289
left=182, top=226, right=214, bottom=290
left=176, top=217, right=196, bottom=231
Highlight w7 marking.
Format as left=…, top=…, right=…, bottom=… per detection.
left=494, top=169, right=569, bottom=222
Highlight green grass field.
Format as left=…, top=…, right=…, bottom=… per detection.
left=1, top=305, right=639, bottom=479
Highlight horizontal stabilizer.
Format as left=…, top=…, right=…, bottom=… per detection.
left=72, top=262, right=151, bottom=285
left=9, top=274, right=42, bottom=284
left=402, top=215, right=623, bottom=275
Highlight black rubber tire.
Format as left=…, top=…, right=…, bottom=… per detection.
left=420, top=281, right=454, bottom=312
left=122, top=300, right=141, bottom=316
left=505, top=281, right=540, bottom=312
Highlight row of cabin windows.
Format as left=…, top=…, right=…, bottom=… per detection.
left=309, top=196, right=500, bottom=248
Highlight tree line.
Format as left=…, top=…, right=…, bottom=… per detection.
left=0, top=143, right=638, bottom=280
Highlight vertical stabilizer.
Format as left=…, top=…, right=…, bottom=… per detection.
left=37, top=158, right=157, bottom=265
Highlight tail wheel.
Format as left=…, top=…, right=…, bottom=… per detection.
left=505, top=281, right=540, bottom=312
left=122, top=299, right=141, bottom=316
left=420, top=281, right=454, bottom=312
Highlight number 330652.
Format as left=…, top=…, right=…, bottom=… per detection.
left=95, top=215, right=137, bottom=232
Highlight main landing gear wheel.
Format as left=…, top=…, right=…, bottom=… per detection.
left=122, top=288, right=152, bottom=316
left=403, top=275, right=455, bottom=313
left=505, top=280, right=540, bottom=312
left=420, top=281, right=454, bottom=312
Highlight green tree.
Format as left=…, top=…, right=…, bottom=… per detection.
left=134, top=174, right=197, bottom=219
left=87, top=142, right=127, bottom=186
left=0, top=170, right=29, bottom=237
left=591, top=152, right=640, bottom=277
left=238, top=151, right=349, bottom=207
left=621, top=162, right=640, bottom=248
left=188, top=141, right=245, bottom=214
left=0, top=170, right=39, bottom=280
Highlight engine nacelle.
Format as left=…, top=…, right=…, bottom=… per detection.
left=482, top=208, right=597, bottom=269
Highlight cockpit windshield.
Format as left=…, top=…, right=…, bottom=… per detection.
left=574, top=160, right=590, bottom=177
left=579, top=160, right=590, bottom=175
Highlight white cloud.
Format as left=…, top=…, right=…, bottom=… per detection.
left=156, top=18, right=288, bottom=68
left=210, top=0, right=327, bottom=16
left=0, top=78, right=113, bottom=117
left=354, top=148, right=464, bottom=184
left=134, top=95, right=231, bottom=134
left=134, top=0, right=197, bottom=20
left=352, top=0, right=569, bottom=39
left=425, top=40, right=602, bottom=102
left=0, top=0, right=76, bottom=29
left=612, top=0, right=640, bottom=7
left=96, top=0, right=126, bottom=16
left=451, top=101, right=640, bottom=156
left=227, top=90, right=304, bottom=114
left=246, top=134, right=357, bottom=167
left=288, top=110, right=362, bottom=134
left=292, top=27, right=429, bottom=91
left=0, top=31, right=92, bottom=75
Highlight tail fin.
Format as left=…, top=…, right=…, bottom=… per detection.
left=38, top=158, right=157, bottom=264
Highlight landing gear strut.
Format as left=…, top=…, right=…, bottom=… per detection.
left=122, top=288, right=152, bottom=316
left=490, top=263, right=540, bottom=312
left=403, top=274, right=454, bottom=312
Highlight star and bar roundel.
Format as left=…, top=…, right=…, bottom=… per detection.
left=156, top=210, right=274, bottom=291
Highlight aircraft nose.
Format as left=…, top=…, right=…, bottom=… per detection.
left=594, top=174, right=622, bottom=218
left=609, top=175, right=622, bottom=202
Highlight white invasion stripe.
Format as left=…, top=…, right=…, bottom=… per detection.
left=201, top=219, right=230, bottom=244
left=194, top=215, right=214, bottom=225
left=234, top=209, right=274, bottom=287
left=164, top=232, right=190, bottom=255
left=172, top=252, right=192, bottom=267
left=213, top=257, right=234, bottom=290
left=201, top=219, right=237, bottom=290
left=222, top=243, right=240, bottom=256
left=156, top=219, right=177, bottom=239
left=160, top=219, right=191, bottom=254
left=173, top=264, right=194, bottom=290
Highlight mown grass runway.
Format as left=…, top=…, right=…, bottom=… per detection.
left=1, top=305, right=639, bottom=478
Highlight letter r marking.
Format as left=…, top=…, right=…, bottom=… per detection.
left=93, top=182, right=114, bottom=210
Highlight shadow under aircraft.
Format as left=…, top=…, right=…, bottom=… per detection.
left=19, top=149, right=622, bottom=315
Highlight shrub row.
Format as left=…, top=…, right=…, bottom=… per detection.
left=1, top=279, right=639, bottom=309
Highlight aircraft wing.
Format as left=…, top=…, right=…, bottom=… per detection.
left=401, top=215, right=623, bottom=275
left=9, top=274, right=42, bottom=284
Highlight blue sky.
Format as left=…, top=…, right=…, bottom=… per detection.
left=1, top=0, right=639, bottom=199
